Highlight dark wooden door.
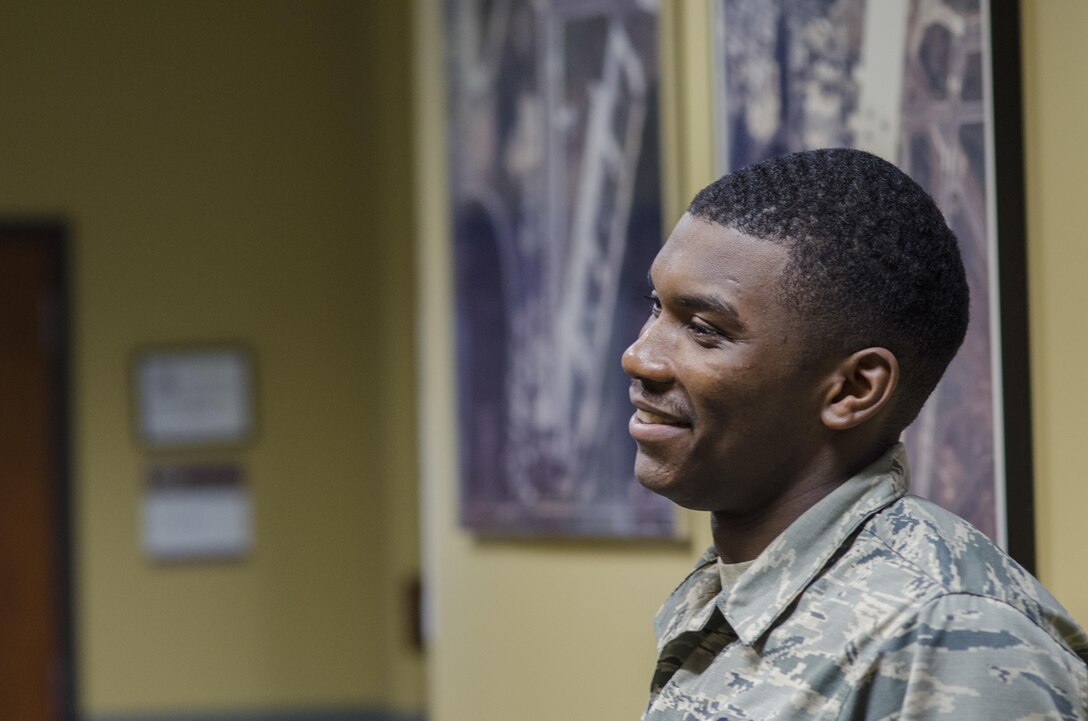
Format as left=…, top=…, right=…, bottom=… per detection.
left=0, top=227, right=71, bottom=721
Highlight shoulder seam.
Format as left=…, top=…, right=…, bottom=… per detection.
left=856, top=521, right=947, bottom=592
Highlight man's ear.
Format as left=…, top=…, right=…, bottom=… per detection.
left=820, top=348, right=899, bottom=431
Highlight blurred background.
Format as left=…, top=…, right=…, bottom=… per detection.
left=0, top=1, right=1084, bottom=721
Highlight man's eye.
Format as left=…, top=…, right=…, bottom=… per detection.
left=691, top=324, right=718, bottom=339
left=643, top=293, right=661, bottom=315
left=689, top=319, right=724, bottom=341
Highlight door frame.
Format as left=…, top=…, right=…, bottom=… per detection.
left=2, top=221, right=76, bottom=721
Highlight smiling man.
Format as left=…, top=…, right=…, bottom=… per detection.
left=623, top=149, right=1088, bottom=720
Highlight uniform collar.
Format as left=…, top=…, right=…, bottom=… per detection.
left=654, top=444, right=910, bottom=649
left=722, top=443, right=909, bottom=644
left=651, top=545, right=723, bottom=651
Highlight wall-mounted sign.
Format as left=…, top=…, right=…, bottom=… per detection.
left=141, top=463, right=252, bottom=561
left=134, top=346, right=254, bottom=447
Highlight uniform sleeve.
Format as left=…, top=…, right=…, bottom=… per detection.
left=839, top=593, right=1088, bottom=721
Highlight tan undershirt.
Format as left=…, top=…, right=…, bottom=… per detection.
left=717, top=557, right=756, bottom=588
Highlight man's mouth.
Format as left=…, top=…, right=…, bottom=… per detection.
left=635, top=409, right=682, bottom=425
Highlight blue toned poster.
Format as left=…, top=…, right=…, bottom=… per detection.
left=446, top=0, right=674, bottom=537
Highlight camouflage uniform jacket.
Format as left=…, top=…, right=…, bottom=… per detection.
left=644, top=444, right=1088, bottom=720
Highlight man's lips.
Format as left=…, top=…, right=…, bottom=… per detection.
left=634, top=408, right=687, bottom=426
left=629, top=400, right=691, bottom=443
left=629, top=390, right=691, bottom=425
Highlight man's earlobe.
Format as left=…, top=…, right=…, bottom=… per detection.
left=820, top=348, right=899, bottom=431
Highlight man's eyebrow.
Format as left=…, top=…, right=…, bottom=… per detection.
left=646, top=271, right=747, bottom=331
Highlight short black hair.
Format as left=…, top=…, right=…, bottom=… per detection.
left=688, top=148, right=969, bottom=432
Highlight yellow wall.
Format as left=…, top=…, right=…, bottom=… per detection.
left=418, top=2, right=1088, bottom=721
left=0, top=1, right=420, bottom=717
left=1021, top=0, right=1088, bottom=624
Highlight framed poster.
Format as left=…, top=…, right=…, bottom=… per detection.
left=710, top=0, right=1033, bottom=566
left=446, top=0, right=675, bottom=537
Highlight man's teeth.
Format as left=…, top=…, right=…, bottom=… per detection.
left=636, top=409, right=679, bottom=425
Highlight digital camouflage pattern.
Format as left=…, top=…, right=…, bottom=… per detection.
left=645, top=444, right=1088, bottom=720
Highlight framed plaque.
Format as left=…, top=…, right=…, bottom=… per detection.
left=134, top=345, right=255, bottom=448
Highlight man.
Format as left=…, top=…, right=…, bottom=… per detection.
left=622, top=148, right=1088, bottom=720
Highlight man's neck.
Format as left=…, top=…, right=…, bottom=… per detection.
left=711, top=479, right=841, bottom=563
left=711, top=440, right=896, bottom=563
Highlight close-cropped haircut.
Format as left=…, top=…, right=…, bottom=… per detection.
left=688, top=148, right=969, bottom=432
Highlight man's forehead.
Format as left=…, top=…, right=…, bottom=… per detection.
left=650, top=215, right=787, bottom=288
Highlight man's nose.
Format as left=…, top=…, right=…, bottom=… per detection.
left=621, top=320, right=673, bottom=385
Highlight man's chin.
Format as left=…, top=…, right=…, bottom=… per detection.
left=635, top=458, right=689, bottom=504
left=635, top=458, right=723, bottom=511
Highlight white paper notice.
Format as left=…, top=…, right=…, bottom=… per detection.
left=141, top=464, right=252, bottom=560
